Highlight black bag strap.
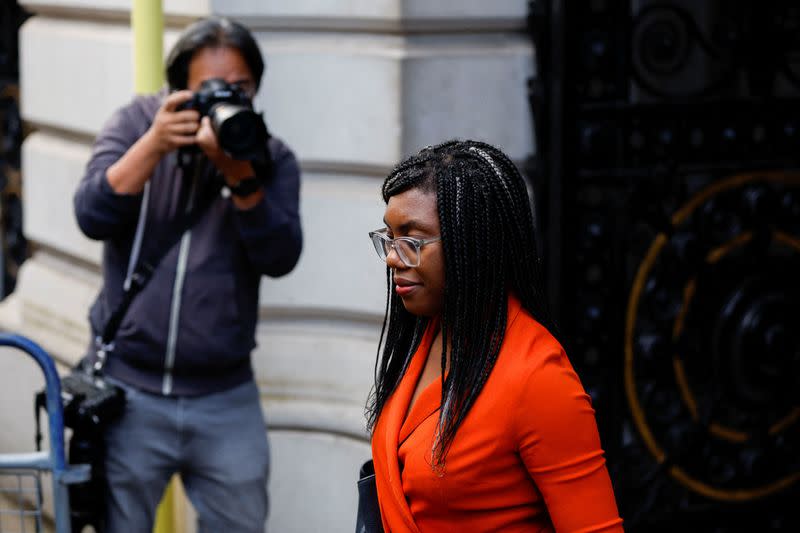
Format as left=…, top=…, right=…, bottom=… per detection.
left=93, top=161, right=223, bottom=374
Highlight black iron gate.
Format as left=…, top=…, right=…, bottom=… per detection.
left=0, top=0, right=29, bottom=297
left=529, top=1, right=800, bottom=530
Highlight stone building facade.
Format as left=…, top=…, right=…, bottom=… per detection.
left=0, top=1, right=534, bottom=531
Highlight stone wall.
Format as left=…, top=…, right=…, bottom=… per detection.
left=0, top=1, right=534, bottom=531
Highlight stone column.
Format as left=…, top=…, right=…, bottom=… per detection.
left=1, top=1, right=534, bottom=531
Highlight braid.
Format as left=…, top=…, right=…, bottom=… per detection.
left=366, top=139, right=557, bottom=469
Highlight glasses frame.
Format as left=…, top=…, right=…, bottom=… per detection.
left=368, top=228, right=441, bottom=268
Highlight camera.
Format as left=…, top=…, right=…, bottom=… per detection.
left=35, top=370, right=125, bottom=532
left=58, top=371, right=125, bottom=431
left=180, top=78, right=269, bottom=162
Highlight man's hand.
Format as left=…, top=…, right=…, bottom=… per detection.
left=195, top=116, right=252, bottom=179
left=107, top=91, right=200, bottom=194
left=195, top=116, right=264, bottom=209
left=143, top=90, right=201, bottom=155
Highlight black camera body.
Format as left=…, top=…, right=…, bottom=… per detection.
left=35, top=370, right=125, bottom=532
left=61, top=372, right=124, bottom=532
left=59, top=371, right=125, bottom=431
left=180, top=78, right=269, bottom=162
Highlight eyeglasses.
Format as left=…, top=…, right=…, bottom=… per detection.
left=368, top=228, right=441, bottom=268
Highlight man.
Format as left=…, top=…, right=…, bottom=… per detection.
left=73, top=17, right=301, bottom=532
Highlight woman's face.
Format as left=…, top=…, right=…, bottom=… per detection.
left=382, top=188, right=445, bottom=317
left=187, top=46, right=256, bottom=97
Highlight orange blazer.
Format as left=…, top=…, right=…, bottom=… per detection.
left=371, top=295, right=624, bottom=532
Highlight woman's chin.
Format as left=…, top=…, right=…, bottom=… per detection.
left=400, top=296, right=440, bottom=318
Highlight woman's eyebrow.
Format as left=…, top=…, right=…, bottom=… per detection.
left=383, top=219, right=431, bottom=233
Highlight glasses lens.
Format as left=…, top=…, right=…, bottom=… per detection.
left=395, top=239, right=419, bottom=267
left=369, top=232, right=423, bottom=267
left=370, top=233, right=388, bottom=261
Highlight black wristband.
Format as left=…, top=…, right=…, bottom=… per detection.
left=228, top=176, right=262, bottom=197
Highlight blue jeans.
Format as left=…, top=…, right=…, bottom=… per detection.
left=103, top=379, right=270, bottom=533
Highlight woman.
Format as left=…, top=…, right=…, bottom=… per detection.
left=366, top=140, right=623, bottom=532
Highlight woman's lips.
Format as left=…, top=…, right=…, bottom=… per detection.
left=394, top=279, right=420, bottom=296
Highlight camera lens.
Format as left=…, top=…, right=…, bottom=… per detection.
left=209, top=103, right=265, bottom=161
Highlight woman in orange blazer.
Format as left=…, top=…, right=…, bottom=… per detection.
left=366, top=140, right=624, bottom=532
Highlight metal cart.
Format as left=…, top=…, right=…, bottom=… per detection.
left=0, top=334, right=89, bottom=533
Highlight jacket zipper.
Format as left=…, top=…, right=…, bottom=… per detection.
left=162, top=179, right=196, bottom=395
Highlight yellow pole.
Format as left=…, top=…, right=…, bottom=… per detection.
left=132, top=0, right=164, bottom=94
left=131, top=2, right=175, bottom=532
left=154, top=478, right=177, bottom=533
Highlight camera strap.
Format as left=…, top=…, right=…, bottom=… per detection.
left=93, top=158, right=223, bottom=375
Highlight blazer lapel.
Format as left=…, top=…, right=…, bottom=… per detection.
left=399, top=374, right=442, bottom=446
left=374, top=321, right=437, bottom=533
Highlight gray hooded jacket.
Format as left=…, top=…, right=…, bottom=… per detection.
left=74, top=92, right=302, bottom=396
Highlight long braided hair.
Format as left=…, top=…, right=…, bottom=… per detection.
left=366, top=139, right=556, bottom=468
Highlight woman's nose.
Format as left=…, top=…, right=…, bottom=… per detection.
left=385, top=245, right=406, bottom=269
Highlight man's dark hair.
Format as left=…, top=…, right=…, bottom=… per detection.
left=165, top=17, right=265, bottom=91
left=366, top=139, right=556, bottom=468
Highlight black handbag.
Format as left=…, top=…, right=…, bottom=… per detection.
left=356, top=459, right=384, bottom=533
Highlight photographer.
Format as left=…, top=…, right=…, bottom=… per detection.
left=73, top=17, right=301, bottom=533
